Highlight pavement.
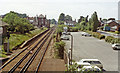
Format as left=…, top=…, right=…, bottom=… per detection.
left=63, top=32, right=118, bottom=71
left=97, top=30, right=120, bottom=38
left=0, top=27, right=2, bottom=35
left=39, top=58, right=66, bottom=71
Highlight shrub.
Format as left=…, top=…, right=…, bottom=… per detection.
left=54, top=41, right=65, bottom=59
left=56, top=25, right=64, bottom=36
left=87, top=31, right=105, bottom=40
left=105, top=36, right=117, bottom=44
left=115, top=31, right=120, bottom=34
left=66, top=61, right=78, bottom=71
left=99, top=35, right=105, bottom=40
left=69, top=27, right=78, bottom=32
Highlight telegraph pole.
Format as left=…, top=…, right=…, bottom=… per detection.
left=7, top=32, right=10, bottom=54
left=70, top=34, right=73, bottom=65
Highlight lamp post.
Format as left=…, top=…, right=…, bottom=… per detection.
left=70, top=34, right=73, bottom=65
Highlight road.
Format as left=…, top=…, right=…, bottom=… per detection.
left=64, top=32, right=118, bottom=71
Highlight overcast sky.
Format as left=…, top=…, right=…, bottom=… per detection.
left=0, top=0, right=119, bottom=21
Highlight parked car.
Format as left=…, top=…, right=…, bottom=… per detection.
left=112, top=44, right=120, bottom=50
left=81, top=32, right=91, bottom=37
left=61, top=35, right=69, bottom=40
left=81, top=66, right=101, bottom=72
left=76, top=62, right=91, bottom=71
left=62, top=32, right=71, bottom=35
left=79, top=59, right=103, bottom=69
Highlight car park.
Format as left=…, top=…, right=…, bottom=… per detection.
left=112, top=43, right=120, bottom=50
left=81, top=32, right=91, bottom=37
left=79, top=59, right=103, bottom=69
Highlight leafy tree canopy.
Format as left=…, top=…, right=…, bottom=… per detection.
left=2, top=11, right=34, bottom=34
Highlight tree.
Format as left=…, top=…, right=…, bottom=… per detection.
left=90, top=12, right=100, bottom=32
left=50, top=19, right=57, bottom=24
left=80, top=21, right=86, bottom=31
left=2, top=12, right=18, bottom=31
left=2, top=11, right=34, bottom=34
left=78, top=16, right=84, bottom=23
left=65, top=15, right=72, bottom=21
left=84, top=15, right=89, bottom=22
left=58, top=13, right=65, bottom=24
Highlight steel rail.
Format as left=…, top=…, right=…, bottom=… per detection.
left=19, top=29, right=54, bottom=73
left=0, top=29, right=49, bottom=71
left=7, top=29, right=52, bottom=73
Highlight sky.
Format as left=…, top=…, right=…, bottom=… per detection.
left=0, top=0, right=119, bottom=21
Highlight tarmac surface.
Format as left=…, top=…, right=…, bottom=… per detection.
left=64, top=32, right=118, bottom=71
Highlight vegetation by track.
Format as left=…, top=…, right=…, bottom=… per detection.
left=1, top=27, right=47, bottom=58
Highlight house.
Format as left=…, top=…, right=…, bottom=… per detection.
left=37, top=14, right=46, bottom=27
left=102, top=20, right=120, bottom=31
left=27, top=17, right=34, bottom=24
left=64, top=20, right=76, bottom=27
left=27, top=14, right=50, bottom=28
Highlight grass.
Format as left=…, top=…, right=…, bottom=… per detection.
left=1, top=27, right=47, bottom=58
left=6, top=28, right=48, bottom=50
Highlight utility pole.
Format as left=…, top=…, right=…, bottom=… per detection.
left=7, top=32, right=10, bottom=54
left=70, top=34, right=73, bottom=65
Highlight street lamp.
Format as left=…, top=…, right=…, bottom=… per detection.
left=70, top=34, right=73, bottom=65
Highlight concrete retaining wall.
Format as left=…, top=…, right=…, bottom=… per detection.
left=20, top=29, right=49, bottom=48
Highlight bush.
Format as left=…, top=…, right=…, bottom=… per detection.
left=69, top=27, right=78, bottom=32
left=87, top=31, right=105, bottom=40
left=99, top=35, right=105, bottom=40
left=56, top=25, right=65, bottom=36
left=115, top=31, right=120, bottom=34
left=105, top=36, right=119, bottom=44
left=92, top=32, right=100, bottom=38
left=54, top=41, right=65, bottom=59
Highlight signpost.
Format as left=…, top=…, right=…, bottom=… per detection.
left=63, top=27, right=68, bottom=33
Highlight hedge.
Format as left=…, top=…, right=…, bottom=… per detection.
left=87, top=31, right=105, bottom=40
left=105, top=36, right=120, bottom=44
left=86, top=31, right=120, bottom=44
left=54, top=41, right=65, bottom=59
left=69, top=27, right=78, bottom=32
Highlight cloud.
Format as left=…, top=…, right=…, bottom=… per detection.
left=0, top=0, right=118, bottom=20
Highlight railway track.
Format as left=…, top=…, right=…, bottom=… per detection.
left=1, top=27, right=55, bottom=73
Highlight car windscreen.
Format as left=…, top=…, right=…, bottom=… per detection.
left=83, top=61, right=101, bottom=64
left=116, top=45, right=120, bottom=47
left=91, top=61, right=101, bottom=64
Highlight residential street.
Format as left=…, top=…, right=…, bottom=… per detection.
left=64, top=32, right=118, bottom=71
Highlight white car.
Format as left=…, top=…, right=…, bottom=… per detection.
left=76, top=62, right=91, bottom=71
left=81, top=32, right=91, bottom=37
left=81, top=66, right=101, bottom=72
left=79, top=59, right=103, bottom=69
left=62, top=32, right=71, bottom=35
left=61, top=35, right=69, bottom=40
left=112, top=44, right=120, bottom=50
